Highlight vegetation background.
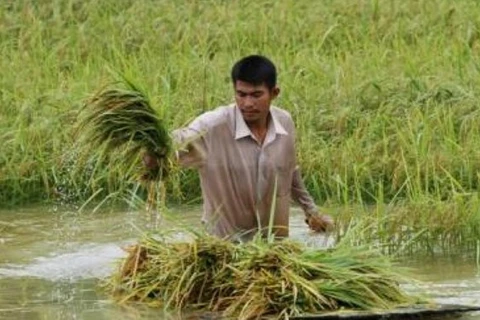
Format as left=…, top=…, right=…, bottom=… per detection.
left=2, top=0, right=480, bottom=253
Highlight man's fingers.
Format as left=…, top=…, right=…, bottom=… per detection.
left=143, top=152, right=159, bottom=169
left=306, top=214, right=334, bottom=233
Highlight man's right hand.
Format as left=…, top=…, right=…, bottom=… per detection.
left=142, top=152, right=159, bottom=170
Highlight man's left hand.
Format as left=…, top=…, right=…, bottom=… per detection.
left=305, top=214, right=334, bottom=233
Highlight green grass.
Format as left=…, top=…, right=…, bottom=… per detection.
left=2, top=0, right=480, bottom=251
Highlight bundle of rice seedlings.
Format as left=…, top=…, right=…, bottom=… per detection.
left=77, top=81, right=171, bottom=180
left=106, top=231, right=420, bottom=320
left=110, top=231, right=238, bottom=309
left=76, top=81, right=172, bottom=207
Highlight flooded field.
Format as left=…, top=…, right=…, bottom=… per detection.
left=0, top=206, right=478, bottom=320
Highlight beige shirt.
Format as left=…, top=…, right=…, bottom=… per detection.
left=172, top=104, right=318, bottom=240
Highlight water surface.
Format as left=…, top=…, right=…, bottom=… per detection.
left=0, top=206, right=478, bottom=319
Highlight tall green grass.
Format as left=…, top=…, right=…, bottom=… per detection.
left=2, top=0, right=480, bottom=251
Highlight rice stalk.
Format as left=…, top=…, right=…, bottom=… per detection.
left=106, top=231, right=420, bottom=319
left=76, top=81, right=172, bottom=209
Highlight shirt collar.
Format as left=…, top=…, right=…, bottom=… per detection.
left=234, top=105, right=288, bottom=141
left=270, top=108, right=288, bottom=136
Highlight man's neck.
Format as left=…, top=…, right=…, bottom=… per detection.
left=246, top=116, right=269, bottom=144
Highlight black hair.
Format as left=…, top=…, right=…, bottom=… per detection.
left=231, top=55, right=277, bottom=89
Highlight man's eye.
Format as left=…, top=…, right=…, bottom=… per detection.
left=252, top=92, right=263, bottom=98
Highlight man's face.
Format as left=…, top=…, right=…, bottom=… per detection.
left=234, top=80, right=279, bottom=125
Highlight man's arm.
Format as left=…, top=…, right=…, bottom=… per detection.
left=144, top=107, right=229, bottom=170
left=143, top=114, right=210, bottom=171
left=291, top=166, right=334, bottom=232
left=171, top=125, right=207, bottom=168
left=291, top=166, right=318, bottom=215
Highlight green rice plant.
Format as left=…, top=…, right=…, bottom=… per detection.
left=476, top=240, right=480, bottom=271
left=76, top=81, right=172, bottom=181
left=106, top=231, right=419, bottom=319
left=75, top=81, right=173, bottom=208
left=334, top=196, right=480, bottom=257
left=3, top=0, right=480, bottom=253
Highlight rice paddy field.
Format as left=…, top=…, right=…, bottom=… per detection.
left=0, top=207, right=478, bottom=320
left=2, top=0, right=480, bottom=255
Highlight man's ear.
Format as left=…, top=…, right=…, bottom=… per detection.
left=271, top=86, right=280, bottom=99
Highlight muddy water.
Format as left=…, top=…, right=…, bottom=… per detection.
left=0, top=206, right=478, bottom=320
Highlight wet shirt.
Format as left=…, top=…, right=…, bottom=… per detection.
left=172, top=104, right=318, bottom=240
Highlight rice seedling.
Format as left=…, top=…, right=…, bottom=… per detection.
left=76, top=81, right=172, bottom=181
left=75, top=81, right=173, bottom=208
left=106, top=231, right=419, bottom=319
left=333, top=196, right=480, bottom=257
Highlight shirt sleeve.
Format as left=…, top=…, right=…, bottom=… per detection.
left=285, top=110, right=319, bottom=217
left=171, top=115, right=211, bottom=168
left=291, top=165, right=318, bottom=217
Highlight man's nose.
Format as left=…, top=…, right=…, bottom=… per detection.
left=244, top=95, right=255, bottom=107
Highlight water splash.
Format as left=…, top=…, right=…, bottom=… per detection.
left=0, top=243, right=126, bottom=281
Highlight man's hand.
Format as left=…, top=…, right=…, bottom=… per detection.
left=142, top=152, right=159, bottom=170
left=305, top=213, right=334, bottom=233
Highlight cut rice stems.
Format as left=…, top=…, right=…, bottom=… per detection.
left=106, top=231, right=420, bottom=320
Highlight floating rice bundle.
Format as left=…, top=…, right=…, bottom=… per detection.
left=107, top=231, right=419, bottom=320
left=76, top=81, right=172, bottom=206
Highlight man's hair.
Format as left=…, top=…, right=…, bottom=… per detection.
left=231, top=55, right=277, bottom=89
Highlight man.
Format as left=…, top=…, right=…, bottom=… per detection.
left=147, top=55, right=333, bottom=240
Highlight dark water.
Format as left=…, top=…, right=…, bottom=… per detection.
left=0, top=206, right=478, bottom=320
